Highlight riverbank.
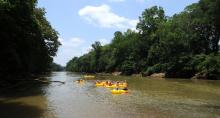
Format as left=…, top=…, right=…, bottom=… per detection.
left=88, top=71, right=220, bottom=80
left=86, top=72, right=182, bottom=80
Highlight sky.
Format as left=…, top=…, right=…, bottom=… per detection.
left=38, top=0, right=199, bottom=66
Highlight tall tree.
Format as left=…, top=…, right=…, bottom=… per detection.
left=0, top=0, right=60, bottom=78
left=91, top=41, right=102, bottom=72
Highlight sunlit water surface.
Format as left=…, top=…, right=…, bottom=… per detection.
left=1, top=72, right=220, bottom=118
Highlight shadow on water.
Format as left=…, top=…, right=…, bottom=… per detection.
left=0, top=80, right=46, bottom=98
left=0, top=100, right=44, bottom=118
left=0, top=72, right=56, bottom=97
left=0, top=78, right=49, bottom=118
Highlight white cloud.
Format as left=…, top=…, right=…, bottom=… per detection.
left=78, top=4, right=138, bottom=30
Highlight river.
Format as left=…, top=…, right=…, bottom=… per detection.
left=0, top=72, right=220, bottom=118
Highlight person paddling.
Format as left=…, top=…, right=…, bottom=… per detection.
left=122, top=81, right=128, bottom=91
left=122, top=86, right=128, bottom=91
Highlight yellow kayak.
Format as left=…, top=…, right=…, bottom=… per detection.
left=95, top=83, right=104, bottom=86
left=118, top=83, right=127, bottom=87
left=84, top=75, right=95, bottom=79
left=105, top=84, right=117, bottom=88
left=111, top=89, right=128, bottom=94
left=105, top=84, right=127, bottom=88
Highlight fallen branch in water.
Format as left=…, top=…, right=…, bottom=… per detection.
left=34, top=79, right=65, bottom=84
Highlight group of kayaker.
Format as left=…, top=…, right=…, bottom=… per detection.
left=76, top=75, right=129, bottom=94
left=95, top=80, right=128, bottom=94
left=76, top=79, right=85, bottom=84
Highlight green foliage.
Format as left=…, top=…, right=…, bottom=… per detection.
left=165, top=56, right=196, bottom=78
left=66, top=0, right=220, bottom=79
left=0, top=0, right=60, bottom=78
left=137, top=6, right=166, bottom=34
left=50, top=63, right=64, bottom=71
left=194, top=54, right=220, bottom=79
left=121, top=60, right=134, bottom=76
left=165, top=54, right=220, bottom=79
left=91, top=41, right=102, bottom=72
left=145, top=63, right=169, bottom=76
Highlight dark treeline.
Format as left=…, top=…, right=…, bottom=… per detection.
left=66, top=0, right=220, bottom=79
left=0, top=0, right=60, bottom=79
left=50, top=63, right=65, bottom=72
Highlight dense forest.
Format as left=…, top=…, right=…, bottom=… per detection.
left=0, top=0, right=60, bottom=79
left=50, top=63, right=65, bottom=72
left=66, top=0, right=220, bottom=80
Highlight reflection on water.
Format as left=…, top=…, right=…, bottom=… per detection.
left=1, top=72, right=220, bottom=118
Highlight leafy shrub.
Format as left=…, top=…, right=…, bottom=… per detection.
left=195, top=54, right=220, bottom=79
left=121, top=61, right=134, bottom=75
left=165, top=56, right=195, bottom=78
left=145, top=63, right=169, bottom=76
left=165, top=54, right=220, bottom=79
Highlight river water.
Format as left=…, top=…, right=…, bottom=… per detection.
left=0, top=72, right=220, bottom=118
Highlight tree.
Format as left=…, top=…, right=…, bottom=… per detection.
left=0, top=0, right=60, bottom=79
left=91, top=41, right=102, bottom=72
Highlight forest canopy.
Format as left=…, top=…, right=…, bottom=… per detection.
left=0, top=0, right=60, bottom=79
left=66, top=0, right=220, bottom=79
